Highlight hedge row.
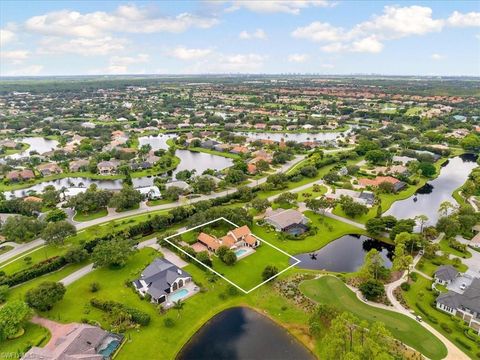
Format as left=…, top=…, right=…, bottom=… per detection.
left=0, top=256, right=67, bottom=287
left=90, top=298, right=150, bottom=326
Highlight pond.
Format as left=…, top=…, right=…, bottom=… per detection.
left=177, top=307, right=314, bottom=360
left=7, top=137, right=60, bottom=159
left=239, top=129, right=352, bottom=143
left=384, top=154, right=478, bottom=226
left=173, top=150, right=233, bottom=176
left=292, top=234, right=394, bottom=272
left=138, top=134, right=175, bottom=151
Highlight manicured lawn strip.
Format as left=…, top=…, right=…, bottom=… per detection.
left=0, top=245, right=14, bottom=255
left=0, top=142, right=30, bottom=157
left=31, top=248, right=314, bottom=360
left=210, top=243, right=292, bottom=291
left=300, top=276, right=447, bottom=360
left=130, top=155, right=180, bottom=178
left=438, top=238, right=472, bottom=259
left=296, top=185, right=327, bottom=202
left=416, top=257, right=468, bottom=277
left=252, top=211, right=366, bottom=255
left=0, top=322, right=50, bottom=356
left=188, top=147, right=240, bottom=159
left=73, top=208, right=108, bottom=222
left=401, top=274, right=478, bottom=359
left=0, top=245, right=67, bottom=274
left=146, top=198, right=174, bottom=206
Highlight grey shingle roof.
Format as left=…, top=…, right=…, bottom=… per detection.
left=434, top=265, right=459, bottom=282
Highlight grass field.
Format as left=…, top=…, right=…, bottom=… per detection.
left=188, top=147, right=241, bottom=159
left=300, top=276, right=448, bottom=360
left=73, top=208, right=108, bottom=222
left=0, top=322, right=50, bottom=357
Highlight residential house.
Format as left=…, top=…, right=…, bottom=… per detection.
left=392, top=155, right=416, bottom=165
left=200, top=139, right=219, bottom=149
left=436, top=278, right=480, bottom=334
left=133, top=258, right=194, bottom=304
left=434, top=265, right=459, bottom=285
left=165, top=180, right=191, bottom=191
left=358, top=176, right=406, bottom=192
left=5, top=169, right=35, bottom=182
left=230, top=146, right=249, bottom=155
left=368, top=165, right=409, bottom=177
left=97, top=160, right=120, bottom=175
left=196, top=225, right=259, bottom=253
left=37, top=163, right=63, bottom=176
left=22, top=323, right=123, bottom=360
left=254, top=123, right=267, bottom=130
left=326, top=189, right=375, bottom=207
left=69, top=159, right=89, bottom=172
left=213, top=143, right=230, bottom=152
left=264, top=208, right=309, bottom=234
left=470, top=225, right=480, bottom=249
left=137, top=186, right=161, bottom=200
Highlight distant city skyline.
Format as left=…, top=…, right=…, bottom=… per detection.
left=1, top=1, right=479, bottom=76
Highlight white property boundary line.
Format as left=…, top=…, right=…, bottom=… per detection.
left=163, top=217, right=301, bottom=294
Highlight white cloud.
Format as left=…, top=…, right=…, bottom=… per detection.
left=431, top=53, right=445, bottom=60
left=0, top=29, right=15, bottom=46
left=0, top=50, right=29, bottom=64
left=288, top=53, right=309, bottom=62
left=24, top=4, right=218, bottom=38
left=217, top=53, right=266, bottom=72
left=239, top=29, right=267, bottom=40
left=1, top=65, right=44, bottom=76
left=292, top=5, right=444, bottom=53
left=351, top=36, right=383, bottom=53
left=228, top=1, right=333, bottom=15
left=447, top=11, right=480, bottom=27
left=292, top=22, right=344, bottom=42
left=168, top=46, right=213, bottom=60
left=38, top=36, right=126, bottom=56
left=109, top=54, right=149, bottom=66
left=351, top=6, right=444, bottom=39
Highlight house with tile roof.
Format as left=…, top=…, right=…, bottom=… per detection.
left=196, top=225, right=259, bottom=253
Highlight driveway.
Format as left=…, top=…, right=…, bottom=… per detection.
left=138, top=237, right=188, bottom=268
left=0, top=238, right=45, bottom=265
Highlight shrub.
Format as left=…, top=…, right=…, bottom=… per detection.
left=409, top=272, right=418, bottom=282
left=163, top=317, right=175, bottom=328
left=455, top=337, right=472, bottom=350
left=400, top=282, right=411, bottom=291
left=0, top=256, right=67, bottom=287
left=89, top=282, right=100, bottom=293
left=440, top=322, right=453, bottom=333
left=90, top=298, right=150, bottom=326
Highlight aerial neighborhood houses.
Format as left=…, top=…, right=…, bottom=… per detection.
left=195, top=225, right=260, bottom=254
left=434, top=265, right=480, bottom=334
left=326, top=189, right=375, bottom=207
left=97, top=159, right=121, bottom=175
left=358, top=176, right=406, bottom=192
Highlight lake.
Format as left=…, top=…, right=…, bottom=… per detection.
left=384, top=154, right=478, bottom=226
left=173, top=150, right=233, bottom=176
left=292, top=234, right=394, bottom=272
left=7, top=137, right=59, bottom=159
left=138, top=134, right=175, bottom=151
left=239, top=129, right=352, bottom=143
left=177, top=307, right=314, bottom=360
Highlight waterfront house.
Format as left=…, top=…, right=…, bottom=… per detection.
left=37, top=162, right=63, bottom=176
left=358, top=176, right=406, bottom=192
left=264, top=208, right=309, bottom=234
left=5, top=169, right=35, bottom=182
left=196, top=225, right=259, bottom=253
left=434, top=265, right=459, bottom=285
left=97, top=160, right=120, bottom=175
left=69, top=159, right=90, bottom=172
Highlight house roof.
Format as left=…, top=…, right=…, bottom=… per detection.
left=198, top=232, right=220, bottom=250
left=437, top=279, right=480, bottom=314
left=244, top=234, right=257, bottom=246
left=265, top=209, right=307, bottom=230
left=137, top=258, right=190, bottom=299
left=435, top=265, right=459, bottom=282
left=230, top=225, right=251, bottom=239
left=220, top=235, right=236, bottom=247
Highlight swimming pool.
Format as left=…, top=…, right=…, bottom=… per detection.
left=170, top=288, right=189, bottom=302
left=98, top=337, right=122, bottom=359
left=235, top=249, right=247, bottom=257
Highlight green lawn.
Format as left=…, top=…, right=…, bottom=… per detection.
left=438, top=238, right=472, bottom=259
left=416, top=257, right=468, bottom=277
left=296, top=185, right=327, bottom=202
left=211, top=242, right=292, bottom=291
left=73, top=208, right=108, bottom=222
left=0, top=322, right=50, bottom=357
left=401, top=274, right=478, bottom=359
left=0, top=244, right=14, bottom=255
left=188, top=147, right=240, bottom=159
left=300, top=276, right=447, bottom=360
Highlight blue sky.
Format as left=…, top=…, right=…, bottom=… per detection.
left=1, top=1, right=479, bottom=76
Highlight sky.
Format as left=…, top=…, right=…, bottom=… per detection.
left=0, top=0, right=479, bottom=76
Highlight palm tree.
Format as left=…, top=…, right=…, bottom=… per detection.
left=172, top=299, right=184, bottom=318
left=438, top=201, right=455, bottom=217
left=414, top=215, right=429, bottom=235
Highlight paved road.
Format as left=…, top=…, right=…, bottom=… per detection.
left=455, top=235, right=480, bottom=273
left=60, top=263, right=94, bottom=286
left=323, top=210, right=366, bottom=230
left=0, top=238, right=45, bottom=265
